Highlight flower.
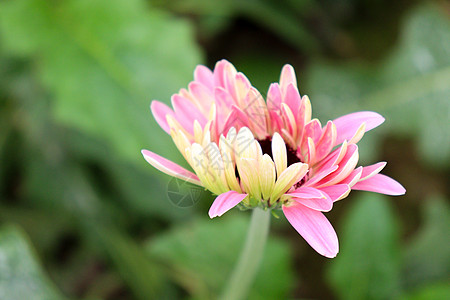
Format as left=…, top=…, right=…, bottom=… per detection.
left=142, top=60, right=405, bottom=258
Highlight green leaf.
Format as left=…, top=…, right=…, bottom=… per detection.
left=154, top=0, right=319, bottom=52
left=401, top=195, right=450, bottom=291
left=306, top=4, right=450, bottom=167
left=402, top=281, right=450, bottom=300
left=0, top=225, right=65, bottom=300
left=146, top=213, right=295, bottom=300
left=327, top=194, right=401, bottom=300
left=0, top=0, right=203, bottom=166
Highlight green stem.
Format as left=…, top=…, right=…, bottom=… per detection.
left=220, top=208, right=271, bottom=300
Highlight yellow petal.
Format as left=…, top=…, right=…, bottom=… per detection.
left=219, top=135, right=242, bottom=193
left=349, top=122, right=366, bottom=144
left=235, top=127, right=258, bottom=160
left=190, top=143, right=222, bottom=195
left=272, top=132, right=287, bottom=178
left=259, top=154, right=276, bottom=200
left=270, top=162, right=308, bottom=202
left=237, top=158, right=261, bottom=200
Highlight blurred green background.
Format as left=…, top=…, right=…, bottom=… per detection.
left=0, top=0, right=449, bottom=299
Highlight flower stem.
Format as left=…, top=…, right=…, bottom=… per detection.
left=220, top=207, right=271, bottom=300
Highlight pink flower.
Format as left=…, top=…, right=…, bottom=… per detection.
left=142, top=60, right=405, bottom=258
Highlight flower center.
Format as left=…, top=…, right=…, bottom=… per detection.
left=258, top=137, right=302, bottom=166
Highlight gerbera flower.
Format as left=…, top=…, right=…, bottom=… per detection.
left=142, top=60, right=405, bottom=258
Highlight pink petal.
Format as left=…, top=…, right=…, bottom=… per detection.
left=304, top=165, right=339, bottom=187
left=302, top=119, right=322, bottom=145
left=267, top=83, right=282, bottom=112
left=269, top=110, right=283, bottom=133
left=288, top=186, right=325, bottom=198
left=234, top=72, right=252, bottom=102
left=340, top=166, right=363, bottom=187
left=221, top=105, right=250, bottom=133
left=360, top=162, right=386, bottom=181
left=288, top=187, right=333, bottom=211
left=293, top=196, right=333, bottom=212
left=315, top=121, right=336, bottom=162
left=316, top=141, right=348, bottom=171
left=141, top=150, right=202, bottom=186
left=283, top=204, right=339, bottom=258
left=283, top=84, right=301, bottom=116
left=208, top=191, right=248, bottom=218
left=333, top=111, right=385, bottom=145
left=172, top=94, right=208, bottom=133
left=150, top=101, right=175, bottom=134
left=214, top=59, right=233, bottom=89
left=316, top=144, right=359, bottom=187
left=188, top=82, right=214, bottom=113
left=319, top=184, right=351, bottom=202
left=352, top=174, right=406, bottom=195
left=296, top=95, right=312, bottom=134
left=194, top=65, right=214, bottom=90
left=279, top=64, right=297, bottom=94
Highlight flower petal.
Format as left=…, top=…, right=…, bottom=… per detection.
left=340, top=166, right=363, bottom=187
left=360, top=162, right=387, bottom=181
left=287, top=186, right=325, bottom=199
left=279, top=64, right=297, bottom=94
left=288, top=187, right=333, bottom=211
left=283, top=84, right=301, bottom=116
left=172, top=94, right=208, bottom=134
left=270, top=162, right=308, bottom=201
left=141, top=149, right=202, bottom=186
left=315, top=121, right=337, bottom=162
left=316, top=144, right=359, bottom=187
left=333, top=111, right=385, bottom=145
left=272, top=132, right=288, bottom=178
left=318, top=184, right=351, bottom=202
left=194, top=65, right=214, bottom=90
left=293, top=195, right=333, bottom=212
left=208, top=191, right=248, bottom=218
left=150, top=101, right=175, bottom=134
left=304, top=165, right=339, bottom=187
left=283, top=204, right=339, bottom=258
left=267, top=83, right=282, bottom=112
left=237, top=158, right=261, bottom=199
left=352, top=174, right=406, bottom=195
left=259, top=154, right=276, bottom=200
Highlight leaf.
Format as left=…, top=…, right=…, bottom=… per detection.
left=86, top=224, right=164, bottom=300
left=401, top=195, right=450, bottom=291
left=327, top=194, right=401, bottom=300
left=154, top=0, right=319, bottom=52
left=402, top=281, right=450, bottom=300
left=306, top=4, right=450, bottom=167
left=0, top=225, right=65, bottom=300
left=0, top=0, right=203, bottom=166
left=146, top=214, right=295, bottom=300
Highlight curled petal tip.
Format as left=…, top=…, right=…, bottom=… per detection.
left=208, top=191, right=248, bottom=218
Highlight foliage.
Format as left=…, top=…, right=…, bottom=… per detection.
left=0, top=226, right=65, bottom=300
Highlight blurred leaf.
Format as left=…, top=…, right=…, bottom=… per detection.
left=306, top=4, right=450, bottom=167
left=402, top=281, right=450, bottom=300
left=327, top=194, right=401, bottom=300
left=2, top=68, right=168, bottom=299
left=0, top=0, right=203, bottom=166
left=0, top=225, right=65, bottom=300
left=401, top=196, right=450, bottom=291
left=154, top=0, right=318, bottom=51
left=147, top=214, right=295, bottom=300
left=87, top=224, right=164, bottom=300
